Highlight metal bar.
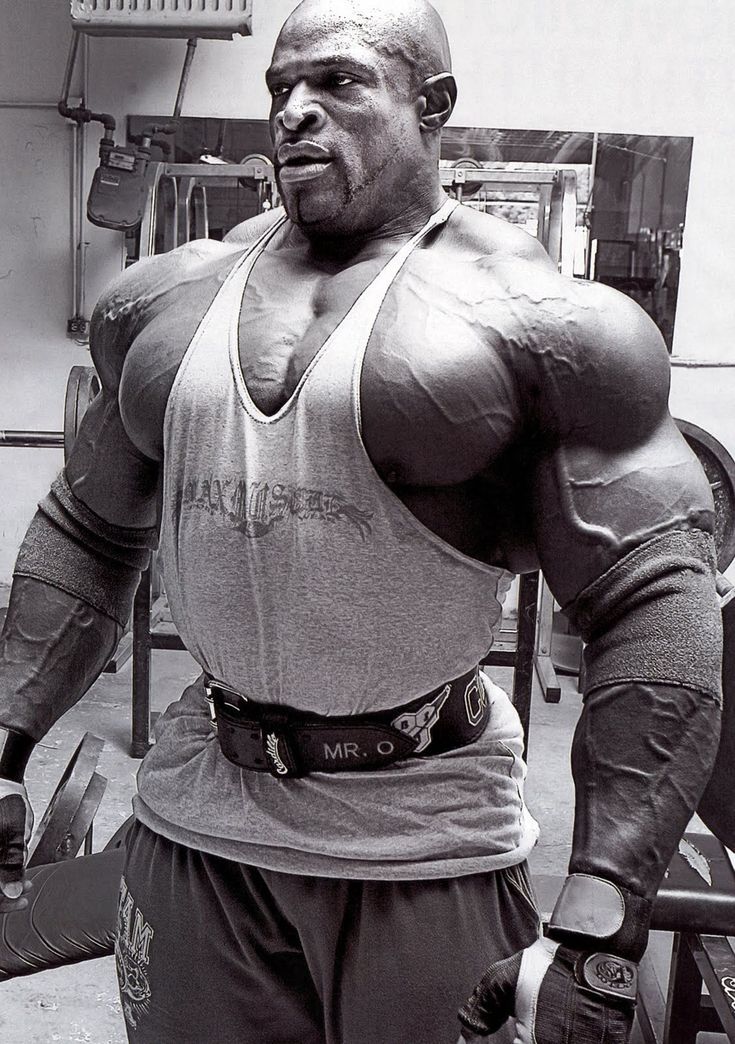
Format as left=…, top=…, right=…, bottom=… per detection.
left=59, top=33, right=82, bottom=113
left=177, top=175, right=197, bottom=246
left=671, top=359, right=735, bottom=369
left=157, top=165, right=561, bottom=187
left=79, top=37, right=89, bottom=324
left=692, top=935, right=735, bottom=1039
left=150, top=633, right=187, bottom=651
left=636, top=947, right=667, bottom=1044
left=585, top=132, right=599, bottom=278
left=534, top=579, right=561, bottom=702
left=163, top=163, right=273, bottom=178
left=559, top=170, right=578, bottom=276
left=513, top=571, right=540, bottom=758
left=481, top=649, right=517, bottom=668
left=0, top=100, right=79, bottom=110
left=439, top=169, right=558, bottom=187
left=138, top=163, right=166, bottom=259
left=536, top=185, right=552, bottom=250
left=663, top=934, right=703, bottom=1044
left=0, top=431, right=64, bottom=448
left=131, top=571, right=153, bottom=758
left=172, top=38, right=198, bottom=121
left=70, top=122, right=79, bottom=322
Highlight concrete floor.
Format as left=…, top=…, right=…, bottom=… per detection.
left=0, top=657, right=723, bottom=1043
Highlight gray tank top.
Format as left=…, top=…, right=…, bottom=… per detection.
left=135, top=200, right=538, bottom=878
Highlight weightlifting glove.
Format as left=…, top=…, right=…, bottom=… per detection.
left=457, top=936, right=636, bottom=1044
left=0, top=726, right=35, bottom=906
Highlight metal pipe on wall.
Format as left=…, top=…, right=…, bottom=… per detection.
left=0, top=101, right=76, bottom=109
left=71, top=123, right=80, bottom=324
left=79, top=36, right=90, bottom=326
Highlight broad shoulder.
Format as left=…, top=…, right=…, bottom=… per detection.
left=91, top=209, right=283, bottom=459
left=91, top=208, right=285, bottom=391
left=448, top=208, right=672, bottom=445
left=90, top=238, right=235, bottom=390
left=515, top=273, right=673, bottom=445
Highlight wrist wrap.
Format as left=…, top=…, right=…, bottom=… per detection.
left=548, top=874, right=653, bottom=961
left=0, top=726, right=35, bottom=783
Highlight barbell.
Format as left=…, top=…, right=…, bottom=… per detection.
left=0, top=366, right=100, bottom=463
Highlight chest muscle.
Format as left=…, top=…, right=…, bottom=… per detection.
left=238, top=254, right=521, bottom=488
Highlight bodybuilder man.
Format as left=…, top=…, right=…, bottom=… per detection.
left=0, top=1, right=723, bottom=1042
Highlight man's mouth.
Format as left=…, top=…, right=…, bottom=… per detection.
left=277, top=143, right=333, bottom=184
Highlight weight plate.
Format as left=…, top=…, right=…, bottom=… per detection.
left=676, top=419, right=735, bottom=572
left=63, top=365, right=101, bottom=463
left=238, top=153, right=274, bottom=192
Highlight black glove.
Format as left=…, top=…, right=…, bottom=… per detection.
left=457, top=938, right=637, bottom=1044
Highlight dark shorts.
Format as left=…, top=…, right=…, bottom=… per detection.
left=116, top=821, right=540, bottom=1044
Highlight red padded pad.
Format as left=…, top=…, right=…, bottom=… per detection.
left=0, top=847, right=122, bottom=979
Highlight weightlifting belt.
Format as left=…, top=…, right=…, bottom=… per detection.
left=205, top=666, right=488, bottom=779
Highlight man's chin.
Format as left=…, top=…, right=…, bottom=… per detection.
left=281, top=188, right=354, bottom=238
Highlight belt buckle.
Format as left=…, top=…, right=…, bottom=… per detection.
left=205, top=680, right=249, bottom=732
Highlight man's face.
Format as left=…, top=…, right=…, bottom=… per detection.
left=266, top=18, right=423, bottom=236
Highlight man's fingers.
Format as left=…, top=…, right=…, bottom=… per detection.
left=458, top=951, right=523, bottom=1037
left=0, top=868, right=31, bottom=900
left=0, top=879, right=22, bottom=900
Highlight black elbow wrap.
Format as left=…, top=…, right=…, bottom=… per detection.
left=13, top=473, right=158, bottom=627
left=565, top=528, right=722, bottom=702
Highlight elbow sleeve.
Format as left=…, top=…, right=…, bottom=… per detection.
left=565, top=527, right=722, bottom=703
left=13, top=473, right=158, bottom=627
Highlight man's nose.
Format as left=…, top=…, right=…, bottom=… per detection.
left=275, top=83, right=324, bottom=133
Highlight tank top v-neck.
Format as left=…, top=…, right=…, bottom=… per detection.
left=134, top=200, right=538, bottom=879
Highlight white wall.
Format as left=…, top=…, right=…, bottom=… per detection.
left=0, top=1, right=90, bottom=581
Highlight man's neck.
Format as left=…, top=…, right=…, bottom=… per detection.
left=285, top=181, right=448, bottom=265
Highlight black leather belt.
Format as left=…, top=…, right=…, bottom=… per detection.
left=205, top=665, right=489, bottom=779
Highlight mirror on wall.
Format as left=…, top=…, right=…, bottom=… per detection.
left=126, top=117, right=692, bottom=351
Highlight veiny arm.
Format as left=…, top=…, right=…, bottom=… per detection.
left=458, top=277, right=721, bottom=1044
left=530, top=281, right=721, bottom=958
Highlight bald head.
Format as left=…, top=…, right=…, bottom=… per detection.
left=267, top=0, right=455, bottom=239
left=277, top=0, right=452, bottom=93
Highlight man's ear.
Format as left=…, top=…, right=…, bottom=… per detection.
left=418, top=72, right=457, bottom=132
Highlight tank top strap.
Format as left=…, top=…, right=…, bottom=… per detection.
left=213, top=212, right=289, bottom=313
left=343, top=197, right=460, bottom=328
